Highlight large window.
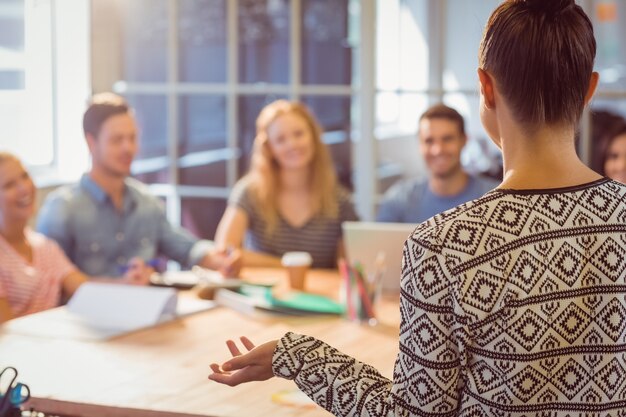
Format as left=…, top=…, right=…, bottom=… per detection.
left=0, top=0, right=90, bottom=183
left=374, top=0, right=625, bottom=195
left=7, top=0, right=620, bottom=234
left=0, top=0, right=54, bottom=166
left=92, top=0, right=362, bottom=239
left=588, top=1, right=626, bottom=125
left=374, top=0, right=502, bottom=195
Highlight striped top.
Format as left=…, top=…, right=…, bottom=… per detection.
left=272, top=178, right=626, bottom=416
left=0, top=229, right=76, bottom=317
left=229, top=179, right=359, bottom=268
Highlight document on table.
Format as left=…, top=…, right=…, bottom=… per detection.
left=5, top=283, right=215, bottom=341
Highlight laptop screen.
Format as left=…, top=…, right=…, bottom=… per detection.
left=342, top=221, right=417, bottom=292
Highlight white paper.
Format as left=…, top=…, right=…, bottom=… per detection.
left=5, top=308, right=124, bottom=340
left=152, top=270, right=200, bottom=287
left=67, top=282, right=178, bottom=331
left=5, top=286, right=216, bottom=341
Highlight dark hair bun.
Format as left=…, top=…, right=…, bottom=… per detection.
left=522, top=0, right=575, bottom=16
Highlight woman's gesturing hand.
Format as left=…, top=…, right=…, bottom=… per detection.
left=209, top=337, right=278, bottom=387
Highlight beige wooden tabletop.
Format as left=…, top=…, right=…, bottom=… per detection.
left=0, top=268, right=401, bottom=417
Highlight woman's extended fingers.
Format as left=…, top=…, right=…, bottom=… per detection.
left=209, top=339, right=278, bottom=386
left=240, top=336, right=255, bottom=351
left=225, top=337, right=256, bottom=357
left=210, top=363, right=225, bottom=374
left=226, top=339, right=242, bottom=357
left=209, top=366, right=259, bottom=387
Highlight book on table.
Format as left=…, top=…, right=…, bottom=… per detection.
left=215, top=284, right=344, bottom=316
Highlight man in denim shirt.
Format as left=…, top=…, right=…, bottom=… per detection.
left=37, top=93, right=241, bottom=278
left=376, top=104, right=499, bottom=223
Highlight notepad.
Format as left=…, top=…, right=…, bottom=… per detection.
left=270, top=292, right=344, bottom=315
left=216, top=285, right=344, bottom=316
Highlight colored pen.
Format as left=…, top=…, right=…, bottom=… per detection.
left=118, top=258, right=162, bottom=274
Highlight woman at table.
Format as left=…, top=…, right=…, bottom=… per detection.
left=0, top=152, right=150, bottom=323
left=590, top=109, right=626, bottom=184
left=215, top=100, right=358, bottom=269
left=209, top=0, right=626, bottom=415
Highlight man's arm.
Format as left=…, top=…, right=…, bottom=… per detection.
left=156, top=212, right=205, bottom=267
left=154, top=210, right=242, bottom=276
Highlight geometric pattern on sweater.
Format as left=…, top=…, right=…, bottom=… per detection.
left=272, top=178, right=626, bottom=416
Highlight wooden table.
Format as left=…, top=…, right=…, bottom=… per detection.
left=0, top=268, right=400, bottom=417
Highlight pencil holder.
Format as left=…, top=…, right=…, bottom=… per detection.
left=338, top=260, right=382, bottom=325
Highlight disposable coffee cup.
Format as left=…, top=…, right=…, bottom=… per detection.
left=281, top=252, right=313, bottom=291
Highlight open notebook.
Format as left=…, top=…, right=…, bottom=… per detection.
left=342, top=221, right=417, bottom=292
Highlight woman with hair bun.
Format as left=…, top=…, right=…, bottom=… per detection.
left=209, top=1, right=626, bottom=415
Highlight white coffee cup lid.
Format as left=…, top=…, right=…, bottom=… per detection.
left=281, top=251, right=313, bottom=267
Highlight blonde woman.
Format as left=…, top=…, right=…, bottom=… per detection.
left=215, top=100, right=358, bottom=269
left=0, top=152, right=152, bottom=323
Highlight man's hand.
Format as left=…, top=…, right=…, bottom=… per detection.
left=122, top=257, right=154, bottom=285
left=209, top=337, right=278, bottom=387
left=203, top=247, right=243, bottom=277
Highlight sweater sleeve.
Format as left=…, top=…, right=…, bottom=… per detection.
left=271, top=236, right=463, bottom=417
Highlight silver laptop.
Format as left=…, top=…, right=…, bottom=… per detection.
left=342, top=221, right=417, bottom=292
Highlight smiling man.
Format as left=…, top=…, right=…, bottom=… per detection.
left=36, top=93, right=241, bottom=278
left=376, top=104, right=499, bottom=223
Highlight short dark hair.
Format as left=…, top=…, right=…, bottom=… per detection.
left=590, top=110, right=626, bottom=176
left=419, top=104, right=465, bottom=136
left=479, top=0, right=596, bottom=131
left=83, top=93, right=130, bottom=137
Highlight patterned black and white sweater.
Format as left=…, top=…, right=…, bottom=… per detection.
left=272, top=178, right=626, bottom=416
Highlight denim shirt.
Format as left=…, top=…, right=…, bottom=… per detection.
left=36, top=174, right=213, bottom=277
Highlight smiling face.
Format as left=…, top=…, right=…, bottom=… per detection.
left=87, top=112, right=138, bottom=178
left=266, top=112, right=315, bottom=171
left=605, top=133, right=626, bottom=184
left=418, top=117, right=467, bottom=179
left=0, top=156, right=36, bottom=224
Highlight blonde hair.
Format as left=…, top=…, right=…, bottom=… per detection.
left=0, top=151, right=19, bottom=166
left=245, top=100, right=339, bottom=233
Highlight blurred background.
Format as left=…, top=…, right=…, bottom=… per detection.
left=0, top=0, right=624, bottom=239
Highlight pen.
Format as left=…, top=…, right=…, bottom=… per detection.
left=118, top=258, right=162, bottom=274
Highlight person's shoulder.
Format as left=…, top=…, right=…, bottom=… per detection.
left=606, top=178, right=626, bottom=194
left=408, top=191, right=504, bottom=251
left=335, top=184, right=354, bottom=201
left=229, top=176, right=255, bottom=204
left=232, top=176, right=254, bottom=193
left=44, top=181, right=83, bottom=203
left=470, top=174, right=500, bottom=191
left=384, top=177, right=427, bottom=198
left=393, top=176, right=427, bottom=190
left=125, top=177, right=153, bottom=196
left=39, top=181, right=86, bottom=218
left=25, top=228, right=58, bottom=250
left=125, top=177, right=164, bottom=205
